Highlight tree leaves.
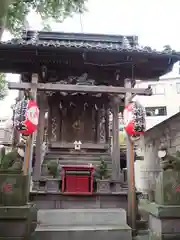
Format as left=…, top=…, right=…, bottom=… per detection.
left=0, top=73, right=7, bottom=100
left=5, top=0, right=87, bottom=36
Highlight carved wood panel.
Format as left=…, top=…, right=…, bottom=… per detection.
left=48, top=94, right=110, bottom=144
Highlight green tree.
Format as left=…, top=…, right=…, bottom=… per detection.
left=0, top=0, right=86, bottom=99
left=0, top=0, right=87, bottom=37
left=0, top=73, right=7, bottom=100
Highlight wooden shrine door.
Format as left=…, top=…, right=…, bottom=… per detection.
left=60, top=103, right=96, bottom=143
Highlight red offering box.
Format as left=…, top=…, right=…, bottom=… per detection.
left=61, top=165, right=94, bottom=195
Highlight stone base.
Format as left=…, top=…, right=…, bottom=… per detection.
left=35, top=208, right=132, bottom=240
left=150, top=231, right=180, bottom=240
left=0, top=203, right=37, bottom=239
left=96, top=180, right=111, bottom=193
left=96, top=180, right=123, bottom=193
left=155, top=170, right=180, bottom=205
left=35, top=225, right=132, bottom=240
left=32, top=179, right=61, bottom=192
left=144, top=202, right=180, bottom=240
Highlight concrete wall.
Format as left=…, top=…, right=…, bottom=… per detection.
left=135, top=112, right=180, bottom=193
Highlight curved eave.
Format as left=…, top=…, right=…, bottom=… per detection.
left=0, top=42, right=179, bottom=80
left=0, top=41, right=179, bottom=59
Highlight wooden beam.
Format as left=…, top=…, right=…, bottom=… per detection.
left=33, top=93, right=46, bottom=181
left=8, top=82, right=152, bottom=95
left=49, top=142, right=109, bottom=150
left=23, top=74, right=38, bottom=177
left=111, top=95, right=121, bottom=180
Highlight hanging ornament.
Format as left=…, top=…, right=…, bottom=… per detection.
left=14, top=98, right=39, bottom=136
left=84, top=102, right=88, bottom=110
left=123, top=101, right=146, bottom=135
left=94, top=104, right=98, bottom=110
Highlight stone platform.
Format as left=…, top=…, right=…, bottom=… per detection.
left=34, top=208, right=132, bottom=240
left=30, top=191, right=139, bottom=210
left=140, top=200, right=180, bottom=240
left=0, top=204, right=37, bottom=240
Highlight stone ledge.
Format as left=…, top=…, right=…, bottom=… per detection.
left=30, top=190, right=141, bottom=196
left=140, top=201, right=180, bottom=218
left=0, top=203, right=37, bottom=219
left=150, top=231, right=180, bottom=240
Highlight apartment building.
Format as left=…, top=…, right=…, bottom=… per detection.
left=0, top=116, right=12, bottom=144
left=135, top=62, right=180, bottom=130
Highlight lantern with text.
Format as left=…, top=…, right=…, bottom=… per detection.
left=14, top=99, right=39, bottom=135
left=123, top=101, right=146, bottom=135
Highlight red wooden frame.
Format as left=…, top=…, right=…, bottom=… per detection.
left=61, top=165, right=94, bottom=195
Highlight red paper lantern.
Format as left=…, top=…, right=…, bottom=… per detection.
left=14, top=99, right=39, bottom=135
left=123, top=101, right=146, bottom=135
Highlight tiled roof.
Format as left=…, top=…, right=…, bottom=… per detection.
left=0, top=31, right=179, bottom=59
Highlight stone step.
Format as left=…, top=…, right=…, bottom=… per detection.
left=134, top=230, right=149, bottom=240
left=46, top=151, right=111, bottom=157
left=136, top=219, right=148, bottom=231
left=0, top=238, right=24, bottom=240
left=44, top=158, right=112, bottom=163
left=36, top=208, right=131, bottom=240
left=45, top=154, right=111, bottom=160
left=38, top=208, right=126, bottom=227
left=47, top=150, right=110, bottom=154
left=35, top=225, right=132, bottom=240
left=44, top=159, right=112, bottom=166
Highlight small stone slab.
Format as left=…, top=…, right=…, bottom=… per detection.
left=155, top=170, right=180, bottom=205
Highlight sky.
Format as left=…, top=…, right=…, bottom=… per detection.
left=0, top=0, right=180, bottom=118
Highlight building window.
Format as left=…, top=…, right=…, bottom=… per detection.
left=152, top=85, right=165, bottom=95
left=145, top=106, right=167, bottom=116
left=176, top=83, right=180, bottom=93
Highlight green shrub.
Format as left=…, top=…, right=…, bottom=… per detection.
left=47, top=161, right=59, bottom=178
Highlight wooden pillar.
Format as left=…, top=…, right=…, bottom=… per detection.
left=33, top=92, right=46, bottom=181
left=96, top=103, right=106, bottom=144
left=47, top=97, right=52, bottom=142
left=125, top=78, right=136, bottom=233
left=51, top=102, right=60, bottom=142
left=23, top=74, right=38, bottom=177
left=111, top=95, right=121, bottom=180
left=105, top=106, right=110, bottom=144
left=47, top=95, right=60, bottom=143
left=12, top=79, right=24, bottom=148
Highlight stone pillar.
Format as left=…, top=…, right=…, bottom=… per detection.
left=145, top=151, right=180, bottom=239
left=111, top=95, right=121, bottom=180
left=136, top=136, right=161, bottom=197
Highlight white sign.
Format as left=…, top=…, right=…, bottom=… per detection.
left=74, top=140, right=82, bottom=150
left=123, top=109, right=132, bottom=127
left=27, top=106, right=39, bottom=125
